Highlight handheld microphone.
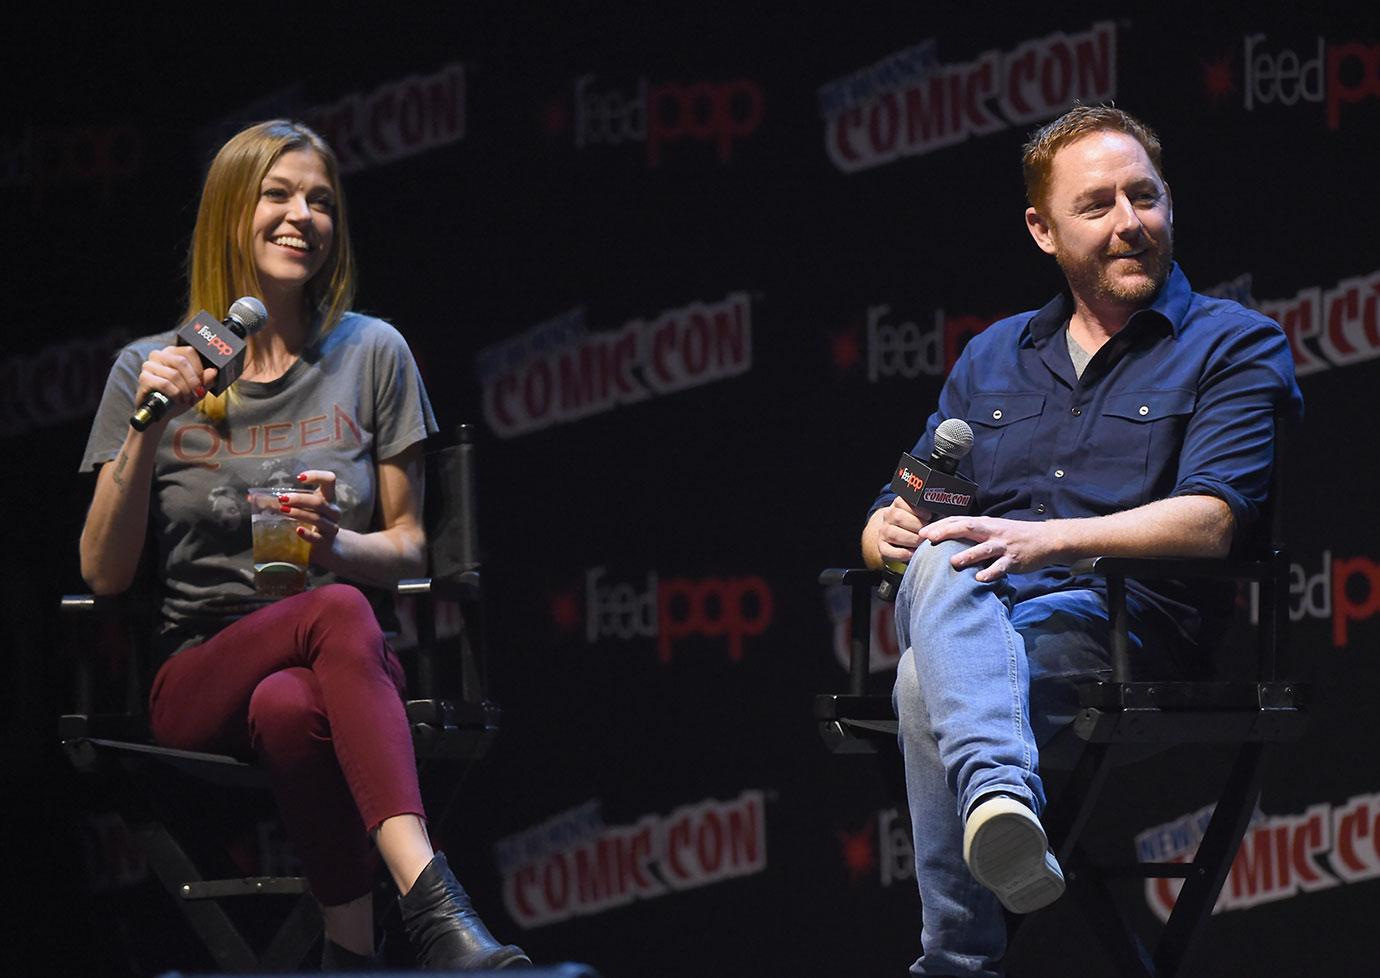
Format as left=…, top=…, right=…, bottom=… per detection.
left=129, top=297, right=268, bottom=431
left=877, top=417, right=978, bottom=602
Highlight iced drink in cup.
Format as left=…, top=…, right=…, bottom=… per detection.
left=248, top=486, right=313, bottom=596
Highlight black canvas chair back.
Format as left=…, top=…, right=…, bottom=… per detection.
left=60, top=421, right=497, bottom=973
left=814, top=408, right=1306, bottom=977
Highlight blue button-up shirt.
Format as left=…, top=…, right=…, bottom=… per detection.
left=870, top=263, right=1303, bottom=638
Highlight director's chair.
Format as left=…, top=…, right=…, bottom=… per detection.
left=815, top=415, right=1307, bottom=977
left=59, top=422, right=501, bottom=973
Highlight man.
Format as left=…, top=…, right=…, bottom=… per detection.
left=861, top=106, right=1301, bottom=977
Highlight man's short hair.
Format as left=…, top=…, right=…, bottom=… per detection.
left=1022, top=105, right=1164, bottom=211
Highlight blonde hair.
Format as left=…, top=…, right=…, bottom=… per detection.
left=1021, top=105, right=1165, bottom=212
left=185, top=120, right=356, bottom=421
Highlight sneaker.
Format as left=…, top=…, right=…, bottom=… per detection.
left=962, top=794, right=1065, bottom=914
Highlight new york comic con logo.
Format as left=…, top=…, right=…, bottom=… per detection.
left=305, top=63, right=466, bottom=174
left=819, top=22, right=1116, bottom=173
left=551, top=566, right=774, bottom=665
left=477, top=297, right=752, bottom=438
left=1201, top=33, right=1380, bottom=129
left=544, top=73, right=764, bottom=165
left=1138, top=791, right=1380, bottom=921
left=495, top=792, right=767, bottom=928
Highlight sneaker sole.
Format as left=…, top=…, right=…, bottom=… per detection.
left=963, top=796, right=1065, bottom=914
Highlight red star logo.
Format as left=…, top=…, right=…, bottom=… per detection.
left=831, top=325, right=862, bottom=371
left=1202, top=54, right=1235, bottom=104
left=544, top=96, right=571, bottom=135
left=550, top=588, right=581, bottom=631
left=838, top=816, right=876, bottom=882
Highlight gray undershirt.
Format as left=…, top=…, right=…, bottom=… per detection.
left=1065, top=321, right=1092, bottom=378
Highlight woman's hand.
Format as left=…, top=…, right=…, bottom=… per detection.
left=281, top=469, right=343, bottom=562
left=135, top=346, right=218, bottom=423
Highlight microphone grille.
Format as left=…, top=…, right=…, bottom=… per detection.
left=227, top=296, right=268, bottom=335
left=933, top=417, right=974, bottom=459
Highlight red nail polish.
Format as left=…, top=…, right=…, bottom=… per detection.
left=280, top=505, right=291, bottom=514
left=296, top=527, right=306, bottom=537
left=194, top=386, right=207, bottom=398
left=296, top=474, right=308, bottom=482
left=279, top=494, right=291, bottom=503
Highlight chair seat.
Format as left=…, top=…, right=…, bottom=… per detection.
left=406, top=697, right=501, bottom=760
left=815, top=681, right=1309, bottom=751
left=1072, top=680, right=1308, bottom=744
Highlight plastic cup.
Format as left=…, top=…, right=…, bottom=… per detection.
left=247, top=486, right=312, bottom=596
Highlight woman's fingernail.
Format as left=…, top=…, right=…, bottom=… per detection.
left=194, top=386, right=207, bottom=398
left=296, top=474, right=308, bottom=482
left=280, top=505, right=292, bottom=514
left=279, top=494, right=291, bottom=503
left=296, top=527, right=306, bottom=537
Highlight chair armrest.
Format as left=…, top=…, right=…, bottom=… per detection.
left=818, top=568, right=883, bottom=587
left=397, top=570, right=481, bottom=601
left=1070, top=555, right=1272, bottom=583
left=61, top=593, right=114, bottom=613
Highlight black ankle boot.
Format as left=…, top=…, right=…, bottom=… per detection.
left=320, top=937, right=380, bottom=971
left=398, top=853, right=531, bottom=970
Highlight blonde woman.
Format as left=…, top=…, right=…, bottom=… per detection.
left=78, top=119, right=528, bottom=970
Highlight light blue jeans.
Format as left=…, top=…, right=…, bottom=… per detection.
left=893, top=539, right=1184, bottom=977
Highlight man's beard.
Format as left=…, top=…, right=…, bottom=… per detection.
left=1054, top=228, right=1174, bottom=309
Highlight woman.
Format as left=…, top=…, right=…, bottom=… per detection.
left=78, top=119, right=528, bottom=971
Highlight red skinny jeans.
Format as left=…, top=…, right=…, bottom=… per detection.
left=148, top=583, right=425, bottom=905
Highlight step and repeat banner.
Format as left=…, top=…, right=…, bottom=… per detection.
left=5, top=6, right=1377, bottom=976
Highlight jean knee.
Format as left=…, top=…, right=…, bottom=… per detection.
left=891, top=648, right=934, bottom=736
left=900, top=539, right=968, bottom=600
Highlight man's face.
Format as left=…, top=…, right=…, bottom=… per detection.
left=1025, top=131, right=1173, bottom=313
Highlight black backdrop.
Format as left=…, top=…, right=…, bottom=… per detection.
left=5, top=4, right=1379, bottom=976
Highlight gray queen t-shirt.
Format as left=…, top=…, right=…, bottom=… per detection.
left=81, top=312, right=438, bottom=654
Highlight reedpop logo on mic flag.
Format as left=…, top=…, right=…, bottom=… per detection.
left=550, top=566, right=775, bottom=665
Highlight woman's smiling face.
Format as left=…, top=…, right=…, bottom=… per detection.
left=250, top=148, right=336, bottom=298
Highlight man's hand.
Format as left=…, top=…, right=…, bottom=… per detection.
left=875, top=498, right=935, bottom=566
left=920, top=516, right=1069, bottom=583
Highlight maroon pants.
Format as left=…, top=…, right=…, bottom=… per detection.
left=148, top=583, right=425, bottom=905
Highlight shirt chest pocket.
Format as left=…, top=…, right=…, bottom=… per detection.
left=1086, top=388, right=1197, bottom=505
left=967, top=392, right=1046, bottom=491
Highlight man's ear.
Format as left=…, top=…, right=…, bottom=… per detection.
left=1025, top=206, right=1057, bottom=256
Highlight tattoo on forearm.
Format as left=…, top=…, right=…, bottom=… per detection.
left=112, top=451, right=130, bottom=489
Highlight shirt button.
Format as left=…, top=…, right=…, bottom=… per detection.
left=992, top=409, right=1003, bottom=420
left=1036, top=503, right=1047, bottom=514
left=1054, top=469, right=1065, bottom=478
left=1071, top=407, right=1082, bottom=416
left=1139, top=405, right=1150, bottom=416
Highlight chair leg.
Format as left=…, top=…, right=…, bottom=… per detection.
left=259, top=890, right=325, bottom=972
left=1154, top=742, right=1267, bottom=978
left=1066, top=847, right=1157, bottom=978
left=1044, top=740, right=1114, bottom=868
left=1007, top=740, right=1112, bottom=949
left=136, top=822, right=259, bottom=972
left=136, top=821, right=322, bottom=972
